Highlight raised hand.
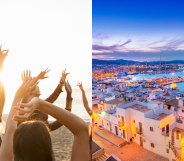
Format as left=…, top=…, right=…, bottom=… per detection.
left=37, top=68, right=50, bottom=80
left=13, top=97, right=41, bottom=122
left=0, top=45, right=9, bottom=71
left=61, top=69, right=70, bottom=80
left=76, top=82, right=84, bottom=91
left=62, top=78, right=72, bottom=94
left=15, top=77, right=39, bottom=99
left=21, top=70, right=31, bottom=82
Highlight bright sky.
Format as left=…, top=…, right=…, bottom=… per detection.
left=92, top=0, right=184, bottom=61
left=0, top=0, right=92, bottom=114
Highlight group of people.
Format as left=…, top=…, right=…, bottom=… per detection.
left=0, top=45, right=92, bottom=161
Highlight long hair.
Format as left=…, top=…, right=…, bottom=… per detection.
left=13, top=121, right=53, bottom=161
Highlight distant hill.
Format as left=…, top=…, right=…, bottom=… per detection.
left=92, top=59, right=120, bottom=64
left=92, top=59, right=184, bottom=65
left=92, top=59, right=141, bottom=65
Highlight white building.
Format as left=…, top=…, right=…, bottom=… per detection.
left=93, top=101, right=184, bottom=161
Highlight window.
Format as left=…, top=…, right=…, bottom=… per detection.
left=166, top=149, right=169, bottom=153
left=133, top=120, right=135, bottom=123
left=134, top=134, right=136, bottom=137
left=162, top=127, right=165, bottom=132
left=144, top=139, right=146, bottom=142
left=182, top=110, right=184, bottom=113
left=151, top=143, right=154, bottom=148
left=150, top=127, right=153, bottom=131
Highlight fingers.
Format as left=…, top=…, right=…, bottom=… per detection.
left=44, top=68, right=48, bottom=72
left=44, top=76, right=49, bottom=79
left=29, top=70, right=31, bottom=78
left=17, top=102, right=31, bottom=107
left=14, top=106, right=31, bottom=113
left=46, top=68, right=50, bottom=73
left=26, top=69, right=28, bottom=78
left=23, top=71, right=26, bottom=79
left=22, top=76, right=29, bottom=85
left=12, top=112, right=30, bottom=122
left=2, top=50, right=9, bottom=55
left=13, top=116, right=28, bottom=122
left=21, top=73, right=23, bottom=81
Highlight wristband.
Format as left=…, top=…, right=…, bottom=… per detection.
left=60, top=79, right=65, bottom=86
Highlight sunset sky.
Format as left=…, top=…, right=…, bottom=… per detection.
left=0, top=0, right=91, bottom=115
left=93, top=0, right=184, bottom=61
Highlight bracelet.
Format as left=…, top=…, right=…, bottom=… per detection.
left=60, top=79, right=65, bottom=86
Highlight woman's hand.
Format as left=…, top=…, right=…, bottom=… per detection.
left=37, top=68, right=50, bottom=80
left=65, top=79, right=72, bottom=94
left=0, top=45, right=9, bottom=71
left=15, top=77, right=39, bottom=99
left=76, top=82, right=84, bottom=92
left=61, top=68, right=70, bottom=80
left=13, top=97, right=41, bottom=122
left=21, top=69, right=31, bottom=82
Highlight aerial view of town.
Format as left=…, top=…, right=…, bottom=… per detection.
left=92, top=0, right=184, bottom=161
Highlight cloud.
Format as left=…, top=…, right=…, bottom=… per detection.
left=92, top=32, right=109, bottom=40
left=92, top=50, right=184, bottom=61
left=92, top=39, right=131, bottom=51
left=150, top=38, right=184, bottom=51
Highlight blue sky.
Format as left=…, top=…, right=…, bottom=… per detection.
left=92, top=0, right=184, bottom=61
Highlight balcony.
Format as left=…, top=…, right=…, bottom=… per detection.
left=136, top=127, right=143, bottom=135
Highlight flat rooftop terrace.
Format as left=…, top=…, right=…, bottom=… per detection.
left=152, top=113, right=169, bottom=121
left=124, top=104, right=150, bottom=113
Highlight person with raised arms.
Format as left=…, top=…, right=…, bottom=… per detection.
left=0, top=78, right=89, bottom=161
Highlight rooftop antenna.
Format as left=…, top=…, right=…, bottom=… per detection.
left=160, top=55, right=161, bottom=76
left=165, top=59, right=166, bottom=76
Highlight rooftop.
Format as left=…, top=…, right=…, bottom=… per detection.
left=124, top=104, right=150, bottom=113
left=152, top=113, right=169, bottom=121
left=165, top=99, right=178, bottom=107
left=105, top=99, right=123, bottom=105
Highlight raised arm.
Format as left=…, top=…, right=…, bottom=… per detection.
left=77, top=82, right=92, bottom=116
left=14, top=97, right=89, bottom=161
left=0, top=45, right=9, bottom=120
left=0, top=45, right=9, bottom=72
left=32, top=68, right=50, bottom=84
left=48, top=78, right=73, bottom=131
left=0, top=78, right=38, bottom=161
left=0, top=80, right=5, bottom=121
left=45, top=68, right=70, bottom=103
